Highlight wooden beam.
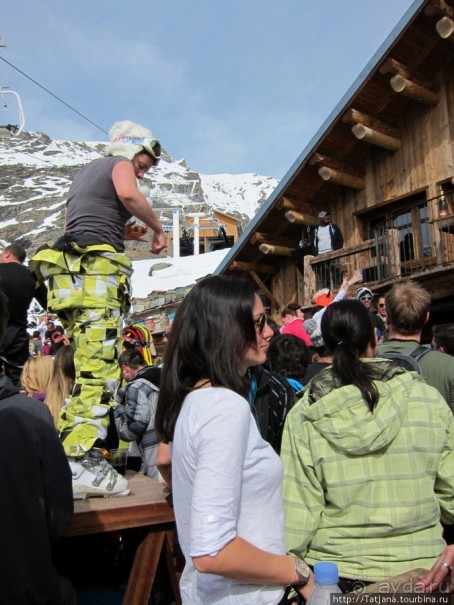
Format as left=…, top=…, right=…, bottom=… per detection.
left=259, top=243, right=294, bottom=257
left=342, top=108, right=401, bottom=139
left=249, top=232, right=296, bottom=247
left=309, top=152, right=364, bottom=176
left=351, top=123, right=401, bottom=151
left=229, top=261, right=277, bottom=275
left=390, top=74, right=440, bottom=106
left=425, top=0, right=454, bottom=19
left=284, top=210, right=316, bottom=226
left=436, top=16, right=454, bottom=42
left=309, top=236, right=379, bottom=263
left=249, top=270, right=281, bottom=310
left=309, top=152, right=332, bottom=167
left=275, top=197, right=314, bottom=216
left=318, top=166, right=365, bottom=190
left=379, top=58, right=434, bottom=89
left=379, top=57, right=412, bottom=78
left=285, top=210, right=316, bottom=226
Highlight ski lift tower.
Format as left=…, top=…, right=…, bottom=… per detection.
left=0, top=38, right=26, bottom=137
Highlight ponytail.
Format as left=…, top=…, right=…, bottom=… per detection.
left=321, top=301, right=379, bottom=412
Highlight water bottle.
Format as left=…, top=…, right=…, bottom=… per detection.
left=306, top=562, right=342, bottom=605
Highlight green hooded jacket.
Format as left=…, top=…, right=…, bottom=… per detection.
left=281, top=359, right=454, bottom=582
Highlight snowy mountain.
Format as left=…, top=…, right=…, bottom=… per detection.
left=0, top=130, right=278, bottom=260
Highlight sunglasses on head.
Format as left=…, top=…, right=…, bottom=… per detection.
left=114, top=136, right=161, bottom=165
left=360, top=295, right=373, bottom=301
left=253, top=313, right=267, bottom=333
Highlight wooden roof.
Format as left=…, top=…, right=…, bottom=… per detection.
left=215, top=0, right=454, bottom=277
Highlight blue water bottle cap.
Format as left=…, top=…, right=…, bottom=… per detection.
left=313, top=562, right=339, bottom=585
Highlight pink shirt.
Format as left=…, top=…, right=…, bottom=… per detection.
left=281, top=319, right=311, bottom=347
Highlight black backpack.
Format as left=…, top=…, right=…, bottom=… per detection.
left=379, top=344, right=431, bottom=374
left=248, top=365, right=296, bottom=454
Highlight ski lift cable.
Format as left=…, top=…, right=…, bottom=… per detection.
left=0, top=55, right=108, bottom=136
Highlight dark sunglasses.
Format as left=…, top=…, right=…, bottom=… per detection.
left=253, top=313, right=267, bottom=333
left=378, top=303, right=385, bottom=308
left=359, top=295, right=373, bottom=301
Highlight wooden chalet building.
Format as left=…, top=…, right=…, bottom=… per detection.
left=215, top=0, right=454, bottom=324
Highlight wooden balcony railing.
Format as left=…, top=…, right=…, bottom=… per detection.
left=302, top=211, right=454, bottom=305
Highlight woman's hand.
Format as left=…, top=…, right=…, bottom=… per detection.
left=297, top=572, right=315, bottom=600
left=418, top=545, right=454, bottom=593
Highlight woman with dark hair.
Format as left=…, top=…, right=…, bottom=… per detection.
left=155, top=275, right=313, bottom=605
left=282, top=300, right=454, bottom=591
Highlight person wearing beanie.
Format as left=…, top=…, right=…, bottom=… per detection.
left=356, top=286, right=386, bottom=342
left=29, top=120, right=166, bottom=499
left=302, top=317, right=333, bottom=384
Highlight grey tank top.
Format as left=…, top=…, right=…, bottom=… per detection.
left=65, top=156, right=132, bottom=252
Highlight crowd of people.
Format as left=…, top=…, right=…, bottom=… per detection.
left=0, top=120, right=453, bottom=604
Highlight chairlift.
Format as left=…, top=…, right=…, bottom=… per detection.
left=0, top=88, right=25, bottom=137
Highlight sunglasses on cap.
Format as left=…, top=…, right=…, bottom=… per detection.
left=253, top=313, right=268, bottom=333
left=114, top=136, right=161, bottom=165
left=359, top=295, right=373, bottom=301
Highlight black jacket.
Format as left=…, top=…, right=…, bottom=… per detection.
left=0, top=263, right=48, bottom=366
left=314, top=223, right=344, bottom=253
left=0, top=374, right=73, bottom=604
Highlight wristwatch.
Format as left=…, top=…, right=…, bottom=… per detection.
left=288, top=555, right=311, bottom=586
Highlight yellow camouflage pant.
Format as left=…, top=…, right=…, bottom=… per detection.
left=30, top=244, right=132, bottom=456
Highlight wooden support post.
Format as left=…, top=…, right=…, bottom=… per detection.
left=259, top=243, right=294, bottom=257
left=351, top=123, right=401, bottom=151
left=388, top=229, right=401, bottom=277
left=284, top=210, right=316, bottom=226
left=436, top=16, right=454, bottom=42
left=249, top=270, right=281, bottom=310
left=229, top=261, right=276, bottom=276
left=433, top=219, right=443, bottom=265
left=303, top=255, right=316, bottom=307
left=318, top=166, right=365, bottom=190
left=390, top=75, right=440, bottom=106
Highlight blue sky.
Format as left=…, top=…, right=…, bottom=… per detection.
left=2, top=0, right=417, bottom=179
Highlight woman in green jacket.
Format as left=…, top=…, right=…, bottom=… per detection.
left=281, top=300, right=454, bottom=591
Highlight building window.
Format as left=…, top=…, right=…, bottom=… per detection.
left=364, top=192, right=436, bottom=274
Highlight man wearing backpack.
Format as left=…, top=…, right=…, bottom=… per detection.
left=378, top=281, right=454, bottom=413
